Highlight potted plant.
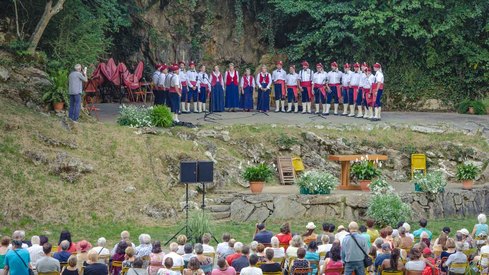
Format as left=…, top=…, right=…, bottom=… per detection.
left=351, top=160, right=381, bottom=191
left=242, top=163, right=274, bottom=193
left=456, top=163, right=479, bottom=190
left=296, top=171, right=338, bottom=195
left=411, top=171, right=447, bottom=194
left=42, top=69, right=69, bottom=111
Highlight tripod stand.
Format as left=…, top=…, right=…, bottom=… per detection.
left=197, top=87, right=221, bottom=122
left=165, top=183, right=190, bottom=246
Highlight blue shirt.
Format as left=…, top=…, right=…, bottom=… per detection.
left=413, top=228, right=433, bottom=240
left=305, top=251, right=320, bottom=275
left=374, top=253, right=391, bottom=273
left=231, top=255, right=249, bottom=272
left=53, top=251, right=71, bottom=262
left=4, top=248, right=30, bottom=275
left=253, top=231, right=273, bottom=244
left=475, top=224, right=489, bottom=237
left=341, top=233, right=368, bottom=263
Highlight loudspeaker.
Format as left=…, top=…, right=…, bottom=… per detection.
left=198, top=161, right=214, bottom=183
left=180, top=161, right=198, bottom=183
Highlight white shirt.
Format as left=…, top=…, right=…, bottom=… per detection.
left=111, top=242, right=136, bottom=255
left=335, top=231, right=349, bottom=244
left=240, top=75, right=255, bottom=88
left=202, top=244, right=215, bottom=253
left=163, top=252, right=184, bottom=268
left=360, top=73, right=370, bottom=89
left=8, top=243, right=28, bottom=250
left=216, top=242, right=229, bottom=255
left=90, top=246, right=110, bottom=256
left=157, top=268, right=177, bottom=275
left=186, top=70, right=199, bottom=87
left=349, top=71, right=362, bottom=86
left=255, top=72, right=272, bottom=89
left=368, top=74, right=376, bottom=87
left=480, top=245, right=489, bottom=266
left=265, top=247, right=285, bottom=258
left=171, top=74, right=181, bottom=89
left=240, top=266, right=263, bottom=275
left=152, top=71, right=161, bottom=85
left=327, top=70, right=343, bottom=84
left=28, top=244, right=44, bottom=264
left=197, top=72, right=211, bottom=89
left=286, top=73, right=299, bottom=86
left=211, top=72, right=224, bottom=85
left=342, top=70, right=353, bottom=87
left=313, top=71, right=327, bottom=85
left=157, top=73, right=167, bottom=87
left=405, top=260, right=426, bottom=271
left=299, top=69, right=313, bottom=82
left=375, top=70, right=384, bottom=84
left=272, top=69, right=287, bottom=82
left=178, top=70, right=187, bottom=82
left=317, top=244, right=332, bottom=254
left=224, top=70, right=239, bottom=85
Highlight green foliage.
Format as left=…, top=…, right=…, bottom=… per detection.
left=456, top=163, right=480, bottom=181
left=295, top=170, right=338, bottom=194
left=187, top=211, right=213, bottom=244
left=367, top=193, right=412, bottom=227
left=150, top=105, right=173, bottom=128
left=242, top=163, right=274, bottom=182
left=234, top=0, right=244, bottom=39
left=351, top=159, right=381, bottom=180
left=457, top=99, right=487, bottom=115
left=42, top=69, right=69, bottom=104
left=7, top=39, right=30, bottom=53
left=369, top=178, right=394, bottom=195
left=117, top=105, right=153, bottom=128
left=276, top=133, right=298, bottom=150
left=412, top=171, right=447, bottom=194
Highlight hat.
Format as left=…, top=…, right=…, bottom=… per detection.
left=170, top=65, right=179, bottom=72
left=402, top=222, right=411, bottom=232
left=365, top=67, right=371, bottom=72
left=337, top=225, right=345, bottom=232
left=76, top=240, right=92, bottom=252
left=458, top=228, right=470, bottom=236
left=353, top=62, right=360, bottom=68
left=178, top=61, right=185, bottom=66
left=306, top=222, right=316, bottom=230
left=343, top=63, right=350, bottom=69
left=362, top=62, right=368, bottom=68
left=155, top=63, right=162, bottom=69
left=277, top=61, right=283, bottom=66
left=301, top=61, right=309, bottom=67
left=443, top=227, right=451, bottom=234
left=316, top=63, right=323, bottom=68
left=381, top=243, right=391, bottom=250
left=331, top=62, right=338, bottom=67
left=159, top=64, right=167, bottom=71
left=374, top=63, right=381, bottom=68
left=189, top=61, right=196, bottom=66
left=422, top=247, right=432, bottom=255
left=289, top=64, right=296, bottom=69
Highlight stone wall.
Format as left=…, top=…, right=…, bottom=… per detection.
left=224, top=186, right=489, bottom=222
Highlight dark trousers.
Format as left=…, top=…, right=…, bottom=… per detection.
left=69, top=94, right=81, bottom=121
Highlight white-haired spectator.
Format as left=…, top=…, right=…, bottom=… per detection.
left=90, top=237, right=110, bottom=263
left=163, top=242, right=184, bottom=274
left=0, top=236, right=10, bottom=275
left=444, top=242, right=468, bottom=274
left=27, top=236, right=44, bottom=265
left=402, top=222, right=415, bottom=241
left=68, top=64, right=87, bottom=122
left=286, top=235, right=303, bottom=258
left=225, top=242, right=243, bottom=266
left=249, top=241, right=258, bottom=255
left=472, top=213, right=488, bottom=238
left=265, top=237, right=285, bottom=258
left=8, top=231, right=28, bottom=249
left=176, top=235, right=187, bottom=256
left=201, top=233, right=215, bottom=253
left=111, top=231, right=136, bottom=256
left=136, top=234, right=153, bottom=258
left=317, top=235, right=332, bottom=254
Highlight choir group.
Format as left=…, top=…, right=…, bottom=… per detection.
left=152, top=61, right=384, bottom=123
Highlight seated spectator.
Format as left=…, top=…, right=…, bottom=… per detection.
left=302, top=222, right=318, bottom=244
left=359, top=225, right=371, bottom=248
left=76, top=240, right=92, bottom=269
left=157, top=258, right=176, bottom=275
left=265, top=237, right=285, bottom=258
left=334, top=225, right=348, bottom=244
left=216, top=233, right=231, bottom=257
left=177, top=235, right=188, bottom=256
left=322, top=246, right=343, bottom=275
left=111, top=241, right=128, bottom=275
left=475, top=238, right=489, bottom=272
left=84, top=250, right=109, bottom=275
left=379, top=229, right=388, bottom=245
left=405, top=247, right=426, bottom=271
left=275, top=223, right=292, bottom=246
left=39, top=236, right=49, bottom=246
left=58, top=230, right=77, bottom=253
left=380, top=248, right=403, bottom=273
left=317, top=223, right=330, bottom=243
left=183, top=257, right=204, bottom=275
left=90, top=237, right=110, bottom=262
left=111, top=231, right=136, bottom=256
left=240, top=255, right=262, bottom=275
left=124, top=246, right=137, bottom=268
left=373, top=238, right=383, bottom=256
left=398, top=226, right=413, bottom=249
left=385, top=226, right=394, bottom=244
left=420, top=231, right=430, bottom=248
left=194, top=243, right=212, bottom=275
left=136, top=234, right=153, bottom=258
left=4, top=238, right=30, bottom=275
left=286, top=235, right=303, bottom=258
left=61, top=255, right=78, bottom=275
left=472, top=213, right=489, bottom=240
left=260, top=249, right=281, bottom=272
left=8, top=230, right=29, bottom=249
left=220, top=239, right=236, bottom=259
left=366, top=219, right=379, bottom=243
left=127, top=258, right=149, bottom=275
left=402, top=223, right=415, bottom=241
left=413, top=218, right=433, bottom=240
left=36, top=243, right=60, bottom=273
left=231, top=245, right=250, bottom=272
left=433, top=233, right=447, bottom=257
left=444, top=242, right=468, bottom=274
left=163, top=242, right=184, bottom=272
left=253, top=224, right=273, bottom=245
left=27, top=236, right=43, bottom=265
left=54, top=240, right=72, bottom=263
left=226, top=242, right=243, bottom=266
left=249, top=241, right=258, bottom=255
left=211, top=258, right=236, bottom=275
left=305, top=241, right=319, bottom=275
left=327, top=224, right=336, bottom=244
left=255, top=244, right=266, bottom=262
left=290, top=248, right=309, bottom=275
left=201, top=234, right=215, bottom=253
left=182, top=243, right=196, bottom=267
left=457, top=228, right=472, bottom=249
left=422, top=247, right=436, bottom=275
left=374, top=243, right=391, bottom=274
left=0, top=236, right=10, bottom=274
left=318, top=235, right=332, bottom=254
left=149, top=241, right=165, bottom=275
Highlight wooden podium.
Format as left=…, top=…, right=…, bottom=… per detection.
left=328, top=154, right=388, bottom=190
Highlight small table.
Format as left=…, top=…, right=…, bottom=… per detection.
left=328, top=154, right=388, bottom=190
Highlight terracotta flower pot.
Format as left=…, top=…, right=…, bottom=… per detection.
left=249, top=181, right=264, bottom=193
left=462, top=179, right=474, bottom=190
left=359, top=180, right=371, bottom=192
left=53, top=102, right=64, bottom=112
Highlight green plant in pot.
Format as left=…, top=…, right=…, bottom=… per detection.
left=456, top=163, right=479, bottom=190
left=411, top=171, right=447, bottom=194
left=242, top=163, right=274, bottom=193
left=351, top=159, right=381, bottom=191
left=42, top=69, right=69, bottom=111
left=296, top=170, right=338, bottom=195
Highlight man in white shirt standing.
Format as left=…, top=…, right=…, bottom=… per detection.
left=299, top=61, right=313, bottom=114
left=341, top=63, right=353, bottom=116
left=326, top=62, right=343, bottom=115
left=272, top=61, right=287, bottom=113
left=186, top=61, right=199, bottom=113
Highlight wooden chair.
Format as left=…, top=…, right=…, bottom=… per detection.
left=286, top=257, right=297, bottom=270
left=262, top=272, right=282, bottom=275
left=38, top=272, right=60, bottom=275
left=59, top=262, right=68, bottom=268
left=323, top=267, right=343, bottom=274
left=292, top=267, right=312, bottom=275
left=381, top=271, right=403, bottom=275
left=98, top=254, right=110, bottom=264
left=463, top=247, right=477, bottom=258
left=112, top=261, right=123, bottom=268
left=478, top=253, right=489, bottom=275
left=308, top=260, right=320, bottom=275
left=279, top=243, right=289, bottom=251
left=203, top=252, right=216, bottom=264
left=171, top=266, right=184, bottom=273
left=405, top=271, right=423, bottom=275
left=272, top=257, right=284, bottom=266
left=318, top=251, right=326, bottom=260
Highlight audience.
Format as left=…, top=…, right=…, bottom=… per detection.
left=9, top=231, right=29, bottom=249
left=216, top=233, right=231, bottom=257
left=398, top=226, right=413, bottom=250
left=253, top=224, right=273, bottom=244
left=0, top=236, right=10, bottom=275
left=420, top=231, right=431, bottom=248
left=226, top=242, right=243, bottom=266
left=317, top=234, right=332, bottom=254
left=444, top=242, right=468, bottom=274
left=255, top=243, right=266, bottom=262
left=302, top=222, right=318, bottom=244
left=176, top=235, right=188, bottom=256
left=27, top=236, right=43, bottom=265
left=405, top=247, right=426, bottom=271
left=128, top=257, right=148, bottom=275
left=249, top=241, right=258, bottom=255
left=359, top=225, right=372, bottom=248
left=53, top=240, right=72, bottom=262
left=240, top=254, right=262, bottom=275
left=266, top=237, right=285, bottom=258
left=76, top=240, right=92, bottom=269
left=4, top=238, right=30, bottom=275
left=39, top=236, right=49, bottom=246
left=472, top=213, right=489, bottom=238
left=286, top=235, right=303, bottom=258
left=163, top=242, right=184, bottom=272
left=327, top=224, right=336, bottom=244
left=457, top=228, right=472, bottom=250
left=36, top=243, right=61, bottom=273
left=413, top=218, right=433, bottom=240
left=124, top=246, right=137, bottom=267
left=231, top=245, right=250, bottom=272
left=260, top=249, right=281, bottom=272
left=374, top=243, right=391, bottom=273
left=318, top=223, right=330, bottom=243
left=479, top=238, right=489, bottom=267
left=112, top=231, right=136, bottom=255
left=202, top=234, right=215, bottom=253
left=84, top=250, right=109, bottom=275
left=183, top=257, right=204, bottom=275
left=157, top=258, right=175, bottom=275
left=366, top=219, right=379, bottom=243
left=322, top=245, right=343, bottom=275
left=136, top=234, right=153, bottom=258
left=341, top=222, right=368, bottom=275
left=61, top=255, right=78, bottom=275
left=112, top=241, right=129, bottom=275
left=149, top=241, right=165, bottom=275
left=290, top=247, right=309, bottom=274
left=380, top=248, right=403, bottom=273
left=182, top=243, right=196, bottom=266
left=335, top=225, right=348, bottom=244
left=275, top=223, right=292, bottom=246
left=194, top=243, right=213, bottom=275
left=91, top=237, right=110, bottom=260
left=211, top=258, right=236, bottom=275
left=305, top=241, right=319, bottom=275
left=58, top=230, right=77, bottom=253
left=220, top=239, right=236, bottom=259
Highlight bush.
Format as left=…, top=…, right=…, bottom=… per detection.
left=457, top=99, right=487, bottom=115
left=412, top=171, right=447, bottom=194
left=242, top=163, right=274, bottom=182
left=367, top=193, right=412, bottom=227
left=276, top=134, right=298, bottom=150
left=295, top=170, right=338, bottom=194
left=117, top=105, right=153, bottom=128
left=369, top=178, right=394, bottom=195
left=42, top=69, right=69, bottom=104
left=351, top=158, right=382, bottom=180
left=150, top=105, right=173, bottom=128
left=456, top=163, right=480, bottom=180
left=187, top=211, right=213, bottom=244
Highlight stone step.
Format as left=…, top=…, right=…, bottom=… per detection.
left=206, top=205, right=231, bottom=212
left=211, top=211, right=231, bottom=220
left=212, top=196, right=236, bottom=204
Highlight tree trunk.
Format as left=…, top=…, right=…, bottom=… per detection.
left=27, top=0, right=66, bottom=53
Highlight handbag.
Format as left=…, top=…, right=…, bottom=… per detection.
left=12, top=249, right=35, bottom=275
left=350, top=234, right=373, bottom=268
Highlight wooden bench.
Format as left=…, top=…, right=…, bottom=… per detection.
left=327, top=154, right=388, bottom=190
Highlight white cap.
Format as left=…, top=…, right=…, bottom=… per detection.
left=458, top=228, right=470, bottom=236
left=402, top=222, right=411, bottom=232
left=306, top=222, right=316, bottom=230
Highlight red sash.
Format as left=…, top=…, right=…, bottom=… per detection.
left=190, top=81, right=197, bottom=88
left=181, top=81, right=187, bottom=87
left=169, top=87, right=180, bottom=93
left=300, top=81, right=313, bottom=99
left=328, top=84, right=341, bottom=98
left=314, top=83, right=326, bottom=98
left=276, top=79, right=286, bottom=97
left=287, top=85, right=298, bottom=99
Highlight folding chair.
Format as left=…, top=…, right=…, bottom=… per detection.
left=203, top=252, right=216, bottom=265
left=171, top=266, right=184, bottom=273
left=292, top=267, right=312, bottom=275
left=478, top=253, right=489, bottom=275
left=308, top=260, right=320, bottom=275
left=272, top=257, right=284, bottom=267
left=405, top=271, right=423, bottom=275
left=262, top=272, right=282, bottom=275
left=323, top=267, right=344, bottom=274
left=381, top=271, right=403, bottom=275
left=38, top=272, right=59, bottom=275
left=449, top=262, right=469, bottom=274
left=121, top=266, right=130, bottom=275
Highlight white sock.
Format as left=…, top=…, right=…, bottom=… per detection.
left=181, top=102, right=186, bottom=112
left=315, top=104, right=320, bottom=113
left=379, top=107, right=382, bottom=118
left=349, top=105, right=355, bottom=116
left=343, top=104, right=349, bottom=114
left=287, top=103, right=292, bottom=112
left=334, top=104, right=339, bottom=114
left=187, top=103, right=191, bottom=112
left=275, top=100, right=280, bottom=111
left=294, top=103, right=299, bottom=113
left=281, top=100, right=286, bottom=112
left=326, top=104, right=330, bottom=114
left=322, top=104, right=327, bottom=114
left=198, top=102, right=202, bottom=113
left=193, top=102, right=198, bottom=112
left=357, top=106, right=363, bottom=116
left=302, top=103, right=307, bottom=113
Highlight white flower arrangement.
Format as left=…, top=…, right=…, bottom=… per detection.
left=369, top=178, right=395, bottom=195
left=296, top=170, right=338, bottom=194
